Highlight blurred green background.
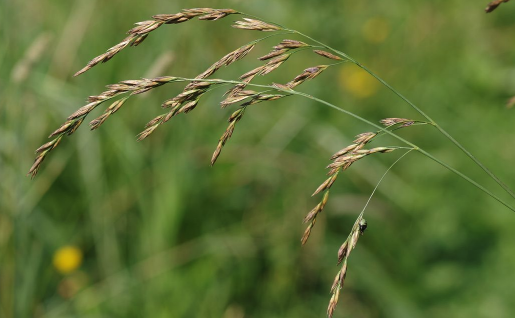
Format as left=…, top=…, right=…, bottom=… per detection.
left=2, top=0, right=515, bottom=317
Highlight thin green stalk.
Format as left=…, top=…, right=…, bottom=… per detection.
left=289, top=89, right=515, bottom=213
left=358, top=149, right=415, bottom=221
left=288, top=29, right=515, bottom=201
left=238, top=11, right=514, bottom=201
left=172, top=77, right=515, bottom=212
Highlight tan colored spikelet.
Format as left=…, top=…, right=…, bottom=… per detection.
left=162, top=89, right=201, bottom=108
left=239, top=66, right=265, bottom=80
left=287, top=65, right=328, bottom=88
left=228, top=108, right=244, bottom=122
left=67, top=102, right=100, bottom=120
left=152, top=13, right=188, bottom=23
left=178, top=99, right=199, bottom=114
left=232, top=18, right=282, bottom=31
left=337, top=241, right=349, bottom=265
left=195, top=66, right=217, bottom=80
left=327, top=288, right=339, bottom=318
left=301, top=191, right=330, bottom=243
left=195, top=8, right=238, bottom=20
left=354, top=132, right=377, bottom=144
left=261, top=54, right=290, bottom=75
left=330, top=272, right=341, bottom=293
left=88, top=90, right=118, bottom=102
left=49, top=121, right=73, bottom=138
left=368, top=147, right=395, bottom=154
left=256, top=94, right=284, bottom=102
left=35, top=140, right=57, bottom=154
left=259, top=48, right=288, bottom=61
left=181, top=44, right=255, bottom=109
left=28, top=154, right=45, bottom=179
left=131, top=34, right=149, bottom=46
left=144, top=115, right=165, bottom=129
left=216, top=44, right=255, bottom=68
left=301, top=223, right=314, bottom=245
left=339, top=261, right=348, bottom=286
left=330, top=262, right=347, bottom=293
left=380, top=117, right=415, bottom=127
left=107, top=98, right=127, bottom=114
left=106, top=83, right=135, bottom=92
left=67, top=118, right=84, bottom=135
left=211, top=108, right=245, bottom=165
left=211, top=123, right=236, bottom=165
left=303, top=203, right=322, bottom=224
left=258, top=39, right=308, bottom=60
left=128, top=20, right=163, bottom=35
left=221, top=91, right=257, bottom=108
left=89, top=113, right=110, bottom=130
left=313, top=49, right=343, bottom=60
left=295, top=65, right=328, bottom=81
left=75, top=9, right=239, bottom=76
left=74, top=37, right=133, bottom=76
left=327, top=218, right=368, bottom=317
left=312, top=172, right=339, bottom=196
left=137, top=124, right=160, bottom=141
left=274, top=39, right=308, bottom=49
left=331, top=144, right=359, bottom=160
left=89, top=99, right=128, bottom=130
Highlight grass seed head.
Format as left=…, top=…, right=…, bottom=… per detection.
left=312, top=172, right=339, bottom=196
left=301, top=222, right=314, bottom=245
left=354, top=132, right=377, bottom=144
left=233, top=18, right=282, bottom=31
left=313, top=49, right=343, bottom=60
left=337, top=241, right=349, bottom=265
left=380, top=117, right=415, bottom=127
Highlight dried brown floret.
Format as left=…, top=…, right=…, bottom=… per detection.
left=232, top=18, right=282, bottom=31
left=380, top=117, right=415, bottom=127
left=313, top=49, right=343, bottom=60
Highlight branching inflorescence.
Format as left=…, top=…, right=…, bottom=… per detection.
left=29, top=7, right=515, bottom=317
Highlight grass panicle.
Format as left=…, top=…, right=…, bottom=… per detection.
left=313, top=49, right=343, bottom=61
left=74, top=8, right=239, bottom=76
left=327, top=217, right=367, bottom=318
left=29, top=8, right=515, bottom=317
left=302, top=120, right=414, bottom=246
left=232, top=18, right=282, bottom=31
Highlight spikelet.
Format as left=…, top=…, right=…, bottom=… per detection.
left=75, top=9, right=239, bottom=76
left=232, top=18, right=282, bottom=31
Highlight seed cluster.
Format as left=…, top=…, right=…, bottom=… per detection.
left=232, top=18, right=282, bottom=31
left=301, top=130, right=397, bottom=246
left=29, top=8, right=423, bottom=318
left=74, top=8, right=239, bottom=76
left=303, top=116, right=419, bottom=317
left=29, top=76, right=178, bottom=178
left=328, top=217, right=367, bottom=318
left=313, top=49, right=343, bottom=61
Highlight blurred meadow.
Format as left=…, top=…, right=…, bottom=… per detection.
left=2, top=0, right=515, bottom=317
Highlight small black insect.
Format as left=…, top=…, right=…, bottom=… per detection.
left=358, top=218, right=368, bottom=234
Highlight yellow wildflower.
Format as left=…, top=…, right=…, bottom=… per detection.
left=53, top=246, right=83, bottom=274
